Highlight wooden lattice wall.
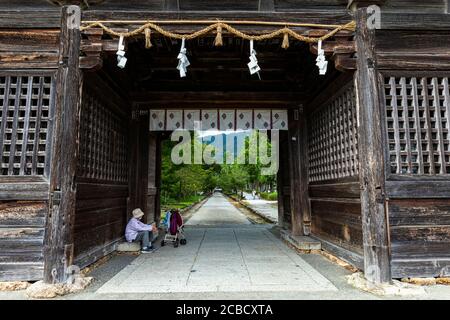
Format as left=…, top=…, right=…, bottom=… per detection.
left=384, top=76, right=450, bottom=176
left=382, top=75, right=450, bottom=278
left=307, top=77, right=364, bottom=268
left=308, top=82, right=359, bottom=183
left=78, top=88, right=128, bottom=183
left=74, top=75, right=130, bottom=268
left=0, top=74, right=54, bottom=177
left=0, top=72, right=54, bottom=281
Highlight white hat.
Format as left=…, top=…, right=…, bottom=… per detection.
left=132, top=208, right=144, bottom=219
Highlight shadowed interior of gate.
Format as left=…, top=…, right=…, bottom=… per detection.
left=71, top=33, right=363, bottom=272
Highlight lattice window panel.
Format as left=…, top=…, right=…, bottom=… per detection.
left=384, top=77, right=450, bottom=175
left=308, top=84, right=359, bottom=182
left=0, top=75, right=53, bottom=176
left=78, top=89, right=128, bottom=183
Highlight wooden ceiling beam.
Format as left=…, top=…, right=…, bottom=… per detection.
left=103, top=24, right=315, bottom=35
left=258, top=0, right=275, bottom=11
left=82, top=10, right=353, bottom=25
left=163, top=0, right=180, bottom=11
left=347, top=0, right=386, bottom=10
left=132, top=91, right=303, bottom=106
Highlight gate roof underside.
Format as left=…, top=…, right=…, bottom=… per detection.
left=99, top=32, right=351, bottom=110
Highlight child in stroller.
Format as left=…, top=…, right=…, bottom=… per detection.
left=161, top=209, right=187, bottom=248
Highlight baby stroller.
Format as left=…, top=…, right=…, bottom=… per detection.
left=161, top=209, right=187, bottom=248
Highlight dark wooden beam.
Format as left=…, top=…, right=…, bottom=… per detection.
left=258, top=0, right=275, bottom=11
left=0, top=9, right=60, bottom=28
left=334, top=53, right=356, bottom=71
left=82, top=10, right=353, bottom=25
left=355, top=8, right=391, bottom=284
left=163, top=0, right=180, bottom=11
left=380, top=13, right=450, bottom=30
left=0, top=9, right=316, bottom=29
left=43, top=5, right=82, bottom=284
left=132, top=91, right=303, bottom=108
left=348, top=0, right=386, bottom=10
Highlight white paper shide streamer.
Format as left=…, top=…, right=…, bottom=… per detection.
left=247, top=40, right=261, bottom=79
left=177, top=38, right=190, bottom=78
left=116, top=35, right=127, bottom=68
left=316, top=40, right=328, bottom=75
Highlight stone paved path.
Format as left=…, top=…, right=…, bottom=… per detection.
left=186, top=193, right=251, bottom=226
left=242, top=192, right=278, bottom=223
left=96, top=194, right=336, bottom=294
left=242, top=200, right=278, bottom=223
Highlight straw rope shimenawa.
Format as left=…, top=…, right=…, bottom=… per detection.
left=80, top=20, right=356, bottom=48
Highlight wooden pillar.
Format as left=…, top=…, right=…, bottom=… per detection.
left=278, top=131, right=293, bottom=229
left=355, top=8, right=391, bottom=283
left=127, top=115, right=140, bottom=217
left=298, top=113, right=311, bottom=235
left=146, top=132, right=159, bottom=224
left=288, top=109, right=303, bottom=236
left=44, top=5, right=82, bottom=283
left=154, top=134, right=162, bottom=225
left=139, top=115, right=150, bottom=219
left=276, top=152, right=285, bottom=228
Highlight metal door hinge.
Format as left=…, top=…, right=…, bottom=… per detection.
left=50, top=190, right=62, bottom=206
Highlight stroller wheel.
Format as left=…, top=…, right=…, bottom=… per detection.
left=180, top=239, right=187, bottom=245
left=174, top=240, right=179, bottom=248
left=161, top=240, right=165, bottom=247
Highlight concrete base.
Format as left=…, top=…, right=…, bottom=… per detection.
left=0, top=281, right=30, bottom=291
left=26, top=276, right=93, bottom=299
left=280, top=229, right=321, bottom=251
left=347, top=272, right=427, bottom=296
left=117, top=242, right=141, bottom=252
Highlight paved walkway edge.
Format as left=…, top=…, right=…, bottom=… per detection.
left=226, top=194, right=276, bottom=224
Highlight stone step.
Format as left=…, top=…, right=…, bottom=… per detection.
left=117, top=242, right=141, bottom=252
left=280, top=229, right=321, bottom=251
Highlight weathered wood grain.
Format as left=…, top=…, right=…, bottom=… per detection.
left=309, top=182, right=360, bottom=198
left=310, top=234, right=365, bottom=270
left=389, top=199, right=450, bottom=227
left=298, top=112, right=312, bottom=235
left=0, top=263, right=43, bottom=282
left=388, top=198, right=450, bottom=276
left=73, top=73, right=130, bottom=261
left=43, top=5, right=82, bottom=284
left=380, top=13, right=450, bottom=30
left=355, top=8, right=391, bottom=283
left=288, top=109, right=303, bottom=236
left=0, top=201, right=46, bottom=279
left=391, top=259, right=450, bottom=278
left=386, top=181, right=450, bottom=198
left=0, top=201, right=47, bottom=227
left=74, top=238, right=120, bottom=270
left=376, top=31, right=450, bottom=70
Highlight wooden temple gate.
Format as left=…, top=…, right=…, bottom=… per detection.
left=0, top=1, right=449, bottom=285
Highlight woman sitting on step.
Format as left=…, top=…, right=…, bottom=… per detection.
left=125, top=208, right=157, bottom=253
